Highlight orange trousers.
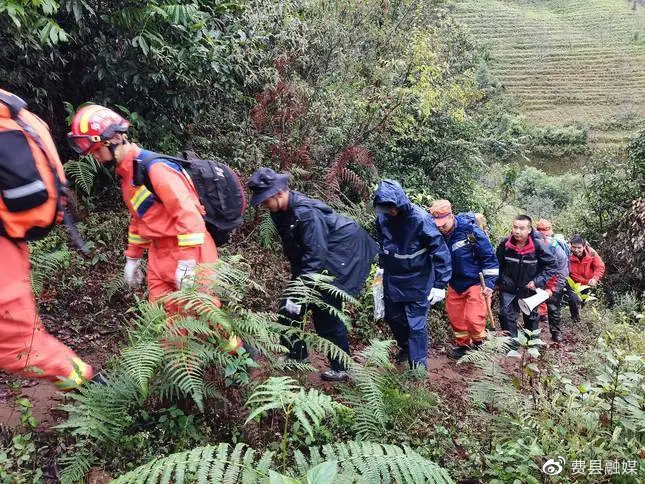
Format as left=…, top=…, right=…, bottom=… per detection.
left=0, top=237, right=92, bottom=388
left=147, top=234, right=241, bottom=352
left=445, top=285, right=487, bottom=347
left=147, top=234, right=219, bottom=306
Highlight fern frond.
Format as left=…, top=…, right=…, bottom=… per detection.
left=121, top=340, right=163, bottom=395
left=202, top=255, right=265, bottom=301
left=356, top=339, right=396, bottom=368
left=64, top=155, right=101, bottom=196
left=284, top=328, right=353, bottom=370
left=246, top=376, right=346, bottom=438
left=258, top=211, right=278, bottom=248
left=55, top=372, right=141, bottom=441
left=30, top=248, right=71, bottom=298
left=112, top=441, right=450, bottom=484
left=59, top=444, right=95, bottom=484
left=462, top=337, right=523, bottom=409
left=270, top=358, right=318, bottom=374
left=104, top=277, right=127, bottom=302
left=159, top=339, right=210, bottom=411
left=351, top=365, right=389, bottom=439
left=294, top=441, right=453, bottom=483
left=128, top=301, right=168, bottom=344
left=112, top=443, right=273, bottom=484
left=283, top=273, right=358, bottom=327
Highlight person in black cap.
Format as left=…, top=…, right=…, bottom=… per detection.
left=247, top=167, right=378, bottom=381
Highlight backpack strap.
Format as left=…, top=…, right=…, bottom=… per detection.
left=0, top=94, right=88, bottom=251
left=0, top=91, right=27, bottom=118
left=133, top=150, right=195, bottom=203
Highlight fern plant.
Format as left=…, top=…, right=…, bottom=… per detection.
left=111, top=441, right=453, bottom=483
left=258, top=210, right=278, bottom=248
left=346, top=339, right=395, bottom=439
left=246, top=376, right=346, bottom=470
left=30, top=247, right=71, bottom=298
left=282, top=273, right=359, bottom=327
left=57, top=256, right=391, bottom=482
left=63, top=155, right=103, bottom=197
left=459, top=335, right=520, bottom=409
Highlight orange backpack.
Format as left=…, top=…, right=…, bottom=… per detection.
left=0, top=89, right=66, bottom=240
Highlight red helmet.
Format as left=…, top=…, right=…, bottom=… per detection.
left=67, top=104, right=129, bottom=155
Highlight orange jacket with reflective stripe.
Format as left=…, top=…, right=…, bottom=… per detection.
left=116, top=145, right=207, bottom=259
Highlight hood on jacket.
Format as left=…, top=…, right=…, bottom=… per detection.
left=373, top=180, right=411, bottom=212
left=455, top=212, right=477, bottom=229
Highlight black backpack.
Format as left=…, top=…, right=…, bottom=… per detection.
left=134, top=150, right=246, bottom=246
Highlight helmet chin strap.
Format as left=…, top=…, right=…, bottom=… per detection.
left=106, top=136, right=128, bottom=162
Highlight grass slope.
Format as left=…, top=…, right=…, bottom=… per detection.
left=452, top=0, right=645, bottom=147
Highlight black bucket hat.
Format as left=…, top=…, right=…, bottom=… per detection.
left=247, top=167, right=290, bottom=206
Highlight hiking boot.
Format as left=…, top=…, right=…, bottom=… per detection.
left=551, top=332, right=563, bottom=343
left=451, top=346, right=469, bottom=360
left=320, top=370, right=349, bottom=382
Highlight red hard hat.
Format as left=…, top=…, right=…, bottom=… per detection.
left=67, top=104, right=129, bottom=155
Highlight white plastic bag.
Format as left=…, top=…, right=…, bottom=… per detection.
left=373, top=268, right=385, bottom=320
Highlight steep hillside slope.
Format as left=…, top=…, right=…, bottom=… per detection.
left=452, top=0, right=645, bottom=148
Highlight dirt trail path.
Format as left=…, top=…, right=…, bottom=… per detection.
left=0, top=320, right=577, bottom=432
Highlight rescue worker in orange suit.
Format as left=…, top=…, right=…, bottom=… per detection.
left=0, top=89, right=93, bottom=389
left=429, top=200, right=499, bottom=360
left=67, top=105, right=239, bottom=356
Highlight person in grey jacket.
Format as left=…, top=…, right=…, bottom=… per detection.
left=536, top=219, right=569, bottom=342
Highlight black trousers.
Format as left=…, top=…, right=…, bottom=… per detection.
left=567, top=285, right=592, bottom=322
left=499, top=294, right=539, bottom=338
left=278, top=291, right=349, bottom=371
left=547, top=290, right=563, bottom=335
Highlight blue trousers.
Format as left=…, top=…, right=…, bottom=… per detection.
left=384, top=298, right=430, bottom=368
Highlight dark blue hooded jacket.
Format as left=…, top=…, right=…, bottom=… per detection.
left=271, top=191, right=379, bottom=296
left=374, top=180, right=452, bottom=303
left=443, top=212, right=499, bottom=293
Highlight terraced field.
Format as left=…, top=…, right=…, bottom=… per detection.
left=451, top=0, right=645, bottom=147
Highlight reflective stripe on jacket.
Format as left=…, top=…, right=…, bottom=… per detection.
left=117, top=145, right=207, bottom=259
left=444, top=212, right=499, bottom=293
left=374, top=180, right=452, bottom=303
left=496, top=231, right=557, bottom=298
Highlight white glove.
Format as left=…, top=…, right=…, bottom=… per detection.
left=175, top=259, right=197, bottom=290
left=284, top=298, right=302, bottom=315
left=428, top=287, right=446, bottom=306
left=123, top=257, right=144, bottom=289
left=375, top=268, right=384, bottom=278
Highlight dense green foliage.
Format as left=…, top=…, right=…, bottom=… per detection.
left=1, top=0, right=644, bottom=483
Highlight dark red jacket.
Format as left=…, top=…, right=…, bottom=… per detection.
left=569, top=244, right=605, bottom=284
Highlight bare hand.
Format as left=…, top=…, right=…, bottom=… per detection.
left=526, top=281, right=536, bottom=291
left=546, top=289, right=553, bottom=297
left=588, top=278, right=598, bottom=287
left=482, top=287, right=494, bottom=298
